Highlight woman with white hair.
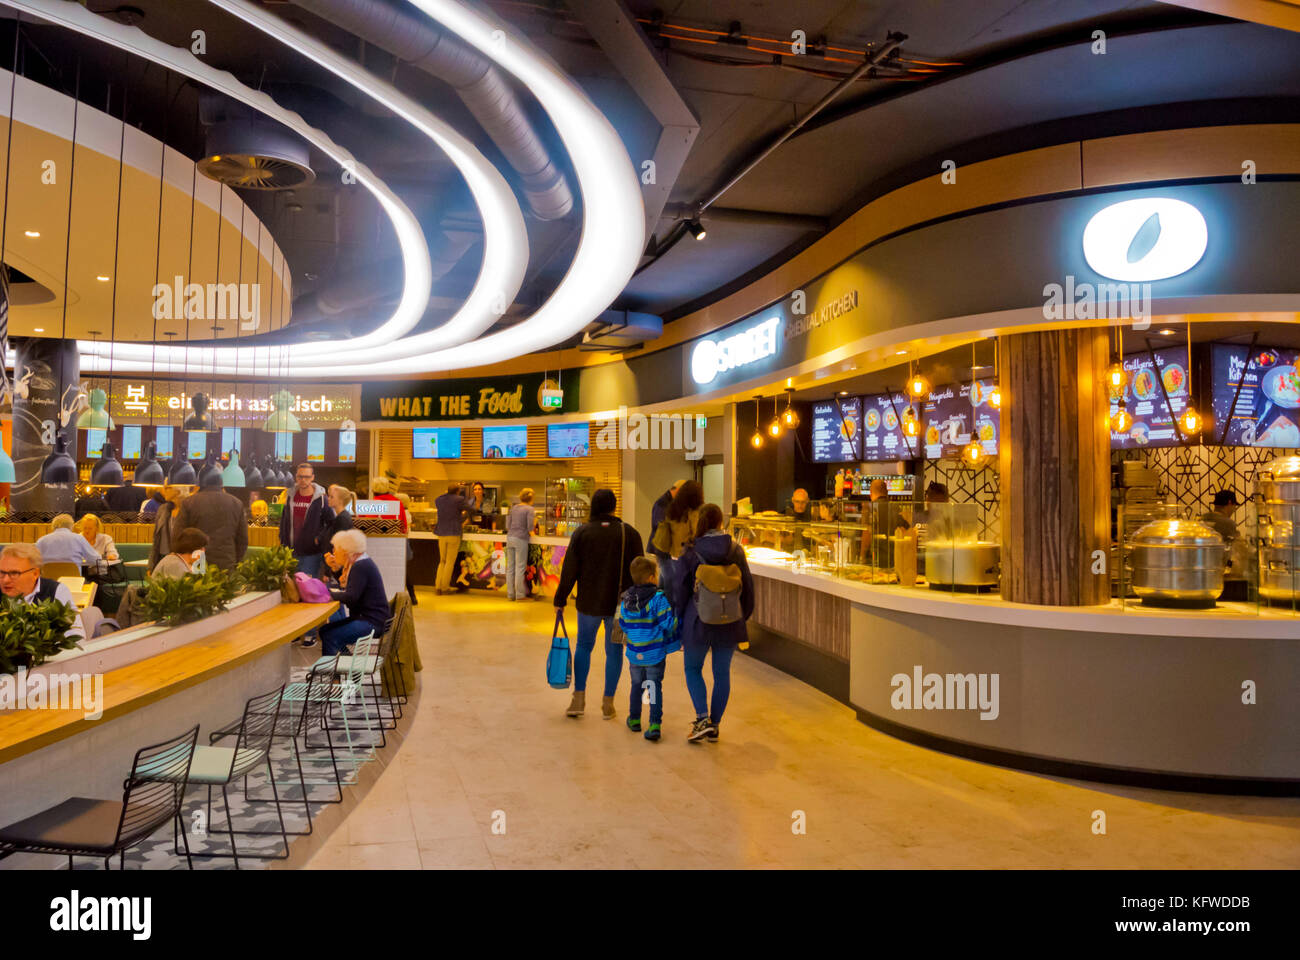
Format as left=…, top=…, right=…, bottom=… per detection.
left=319, top=528, right=390, bottom=656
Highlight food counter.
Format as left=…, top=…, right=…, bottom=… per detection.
left=408, top=531, right=569, bottom=596
left=743, top=543, right=1300, bottom=793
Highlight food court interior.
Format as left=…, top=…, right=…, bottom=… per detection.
left=0, top=0, right=1297, bottom=877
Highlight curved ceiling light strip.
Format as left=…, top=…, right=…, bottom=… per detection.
left=231, top=0, right=646, bottom=376
left=2, top=0, right=525, bottom=374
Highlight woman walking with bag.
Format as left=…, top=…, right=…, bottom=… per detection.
left=673, top=503, right=755, bottom=743
left=650, top=479, right=703, bottom=605
left=553, top=488, right=644, bottom=719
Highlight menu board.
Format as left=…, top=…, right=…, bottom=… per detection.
left=811, top=398, right=862, bottom=462
left=338, top=428, right=356, bottom=463
left=547, top=422, right=589, bottom=458
left=413, top=427, right=461, bottom=459
left=306, top=430, right=326, bottom=462
left=120, top=425, right=142, bottom=460
left=918, top=380, right=1000, bottom=459
left=85, top=428, right=106, bottom=459
left=186, top=430, right=207, bottom=461
left=861, top=392, right=916, bottom=461
left=220, top=427, right=241, bottom=457
left=154, top=426, right=173, bottom=460
left=1108, top=346, right=1190, bottom=449
left=1211, top=344, right=1300, bottom=448
left=483, top=424, right=527, bottom=459
left=274, top=431, right=294, bottom=459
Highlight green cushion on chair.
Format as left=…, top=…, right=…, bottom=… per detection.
left=141, top=744, right=264, bottom=784
left=309, top=654, right=382, bottom=675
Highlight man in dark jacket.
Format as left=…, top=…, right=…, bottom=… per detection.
left=104, top=478, right=150, bottom=512
left=553, top=488, right=644, bottom=721
left=171, top=472, right=248, bottom=570
left=279, top=463, right=333, bottom=577
left=648, top=479, right=684, bottom=551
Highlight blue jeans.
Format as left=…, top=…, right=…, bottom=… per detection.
left=683, top=641, right=735, bottom=724
left=321, top=616, right=378, bottom=656
left=628, top=661, right=664, bottom=724
left=296, top=552, right=323, bottom=578
left=573, top=612, right=622, bottom=697
left=504, top=536, right=528, bottom=599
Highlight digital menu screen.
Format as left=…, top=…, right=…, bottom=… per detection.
left=153, top=426, right=173, bottom=460
left=1109, top=346, right=1190, bottom=449
left=861, top=392, right=916, bottom=461
left=547, top=423, right=589, bottom=458
left=339, top=429, right=356, bottom=463
left=1211, top=344, right=1300, bottom=448
left=413, top=427, right=462, bottom=459
left=120, top=425, right=142, bottom=460
left=85, top=428, right=106, bottom=459
left=918, top=380, right=1000, bottom=459
left=483, top=425, right=527, bottom=459
left=274, top=432, right=294, bottom=459
left=306, top=431, right=325, bottom=462
left=186, top=430, right=207, bottom=461
left=811, top=398, right=862, bottom=462
left=220, top=427, right=241, bottom=457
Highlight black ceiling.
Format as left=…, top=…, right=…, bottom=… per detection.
left=7, top=0, right=1300, bottom=352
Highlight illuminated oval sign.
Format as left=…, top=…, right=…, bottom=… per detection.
left=690, top=316, right=782, bottom=385
left=1082, top=197, right=1208, bottom=282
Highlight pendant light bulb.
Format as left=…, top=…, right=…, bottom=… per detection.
left=907, top=373, right=929, bottom=398
left=780, top=388, right=799, bottom=428
left=1180, top=406, right=1202, bottom=436
left=961, top=439, right=988, bottom=468
left=750, top=431, right=764, bottom=449
left=988, top=385, right=1002, bottom=409
left=1110, top=405, right=1133, bottom=434
left=1107, top=361, right=1128, bottom=397
left=902, top=405, right=920, bottom=437
left=767, top=418, right=783, bottom=439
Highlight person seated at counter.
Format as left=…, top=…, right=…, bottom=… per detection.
left=76, top=513, right=119, bottom=563
left=318, top=529, right=390, bottom=656
left=152, top=527, right=208, bottom=580
left=35, top=514, right=104, bottom=567
left=0, top=543, right=86, bottom=642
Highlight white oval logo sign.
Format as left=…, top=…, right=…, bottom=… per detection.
left=689, top=316, right=781, bottom=386
left=1082, top=197, right=1207, bottom=282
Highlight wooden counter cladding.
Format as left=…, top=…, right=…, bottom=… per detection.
left=0, top=601, right=338, bottom=765
left=751, top=572, right=851, bottom=661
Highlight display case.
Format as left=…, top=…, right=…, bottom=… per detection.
left=543, top=476, right=594, bottom=537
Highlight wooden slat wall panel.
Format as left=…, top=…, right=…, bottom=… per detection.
left=0, top=523, right=282, bottom=548
left=751, top=573, right=851, bottom=662
left=1000, top=330, right=1110, bottom=606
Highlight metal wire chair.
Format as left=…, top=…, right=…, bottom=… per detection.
left=288, top=633, right=376, bottom=779
left=0, top=724, right=199, bottom=870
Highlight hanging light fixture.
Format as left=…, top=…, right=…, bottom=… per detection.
left=168, top=453, right=196, bottom=485
left=90, top=439, right=124, bottom=486
left=749, top=396, right=764, bottom=449
left=961, top=342, right=989, bottom=467
left=135, top=440, right=164, bottom=485
left=197, top=451, right=223, bottom=486
left=42, top=433, right=78, bottom=485
left=1107, top=325, right=1128, bottom=398
left=1178, top=321, right=1201, bottom=439
left=767, top=395, right=783, bottom=439
left=780, top=389, right=799, bottom=429
left=906, top=366, right=929, bottom=399
left=902, top=404, right=920, bottom=437
left=988, top=339, right=1002, bottom=408
left=223, top=449, right=246, bottom=488
left=1110, top=405, right=1133, bottom=434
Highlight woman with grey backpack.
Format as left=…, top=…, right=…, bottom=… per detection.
left=672, top=503, right=755, bottom=743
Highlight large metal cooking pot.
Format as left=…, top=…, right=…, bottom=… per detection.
left=926, top=540, right=1000, bottom=589
left=1258, top=520, right=1300, bottom=601
left=1258, top=455, right=1300, bottom=504
left=1128, top=518, right=1224, bottom=607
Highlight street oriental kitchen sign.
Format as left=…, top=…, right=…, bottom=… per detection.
left=361, top=372, right=580, bottom=423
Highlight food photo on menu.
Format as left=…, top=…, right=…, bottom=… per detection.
left=1108, top=347, right=1189, bottom=448
left=1211, top=344, right=1300, bottom=447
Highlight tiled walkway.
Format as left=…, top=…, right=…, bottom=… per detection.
left=307, top=588, right=1300, bottom=869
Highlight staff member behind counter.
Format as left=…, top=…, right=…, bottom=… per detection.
left=465, top=481, right=494, bottom=530
left=1202, top=490, right=1250, bottom=600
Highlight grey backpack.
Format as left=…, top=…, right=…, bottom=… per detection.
left=693, top=546, right=743, bottom=625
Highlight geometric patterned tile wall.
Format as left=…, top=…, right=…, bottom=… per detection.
left=924, top=459, right=1001, bottom=541
left=1113, top=445, right=1292, bottom=528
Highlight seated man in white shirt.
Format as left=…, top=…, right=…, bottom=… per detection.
left=0, top=543, right=87, bottom=642
left=34, top=514, right=103, bottom=567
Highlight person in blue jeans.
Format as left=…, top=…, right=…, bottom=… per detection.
left=504, top=488, right=536, bottom=601
left=553, top=488, right=644, bottom=720
left=319, top=529, right=390, bottom=656
left=618, top=555, right=679, bottom=741
left=672, top=503, right=755, bottom=743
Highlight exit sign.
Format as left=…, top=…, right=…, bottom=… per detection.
left=540, top=388, right=564, bottom=410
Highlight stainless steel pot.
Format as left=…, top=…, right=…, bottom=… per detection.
left=1258, top=455, right=1300, bottom=504
left=1128, top=518, right=1224, bottom=606
left=926, top=540, right=1000, bottom=588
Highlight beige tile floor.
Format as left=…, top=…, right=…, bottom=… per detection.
left=307, top=588, right=1300, bottom=869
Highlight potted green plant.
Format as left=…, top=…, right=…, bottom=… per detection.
left=0, top=597, right=80, bottom=675
left=237, top=544, right=298, bottom=593
left=137, top=567, right=243, bottom=627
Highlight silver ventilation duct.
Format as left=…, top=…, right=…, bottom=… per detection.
left=288, top=0, right=574, bottom=220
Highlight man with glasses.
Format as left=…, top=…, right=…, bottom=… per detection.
left=0, top=543, right=86, bottom=641
left=278, top=462, right=333, bottom=579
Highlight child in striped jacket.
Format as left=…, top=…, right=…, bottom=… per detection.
left=617, top=555, right=679, bottom=741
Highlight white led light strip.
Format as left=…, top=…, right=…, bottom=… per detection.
left=0, top=0, right=526, bottom=373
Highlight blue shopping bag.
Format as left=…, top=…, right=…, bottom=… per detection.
left=546, top=609, right=572, bottom=689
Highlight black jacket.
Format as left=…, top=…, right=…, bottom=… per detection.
left=278, top=484, right=334, bottom=556
left=673, top=531, right=755, bottom=649
left=171, top=487, right=249, bottom=571
left=323, top=508, right=354, bottom=550
left=554, top=514, right=644, bottom=618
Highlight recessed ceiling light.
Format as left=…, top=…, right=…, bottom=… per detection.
left=1158, top=329, right=1176, bottom=336
left=895, top=350, right=907, bottom=355
left=33, top=327, right=44, bottom=332
left=838, top=390, right=848, bottom=395
left=96, top=275, right=110, bottom=282
left=24, top=230, right=39, bottom=238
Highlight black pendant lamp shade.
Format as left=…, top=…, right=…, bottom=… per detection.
left=135, top=441, right=165, bottom=485
left=244, top=453, right=264, bottom=490
left=90, top=440, right=124, bottom=486
left=197, top=452, right=223, bottom=486
left=167, top=454, right=196, bottom=485
left=41, top=432, right=78, bottom=484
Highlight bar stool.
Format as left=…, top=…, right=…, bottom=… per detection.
left=0, top=725, right=199, bottom=870
left=288, top=634, right=376, bottom=777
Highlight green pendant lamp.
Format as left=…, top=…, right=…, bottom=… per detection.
left=222, top=449, right=245, bottom=488
left=0, top=438, right=15, bottom=484
left=264, top=389, right=301, bottom=433
left=75, top=386, right=114, bottom=429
